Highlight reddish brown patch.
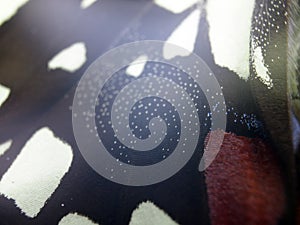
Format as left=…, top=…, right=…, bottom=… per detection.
left=296, top=206, right=300, bottom=225
left=204, top=130, right=285, bottom=225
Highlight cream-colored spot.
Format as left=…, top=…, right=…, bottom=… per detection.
left=0, top=140, right=12, bottom=157
left=251, top=40, right=273, bottom=89
left=80, top=0, right=98, bottom=9
left=126, top=55, right=148, bottom=77
left=59, top=213, right=99, bottom=225
left=0, top=127, right=73, bottom=218
left=206, top=0, right=255, bottom=80
left=0, top=0, right=30, bottom=27
left=163, top=8, right=201, bottom=59
left=0, top=84, right=10, bottom=108
left=154, top=0, right=199, bottom=14
left=129, top=201, right=179, bottom=225
left=48, top=42, right=87, bottom=73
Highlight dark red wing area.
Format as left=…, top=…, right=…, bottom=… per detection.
left=205, top=131, right=285, bottom=225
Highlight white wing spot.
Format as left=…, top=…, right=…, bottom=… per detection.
left=0, top=84, right=10, bottom=108
left=206, top=0, right=255, bottom=80
left=48, top=42, right=87, bottom=73
left=59, top=213, right=100, bottom=225
left=129, top=201, right=179, bottom=225
left=0, top=0, right=30, bottom=27
left=163, top=8, right=201, bottom=59
left=80, top=0, right=98, bottom=9
left=154, top=0, right=199, bottom=14
left=0, top=140, right=12, bottom=157
left=251, top=40, right=273, bottom=89
left=0, top=127, right=73, bottom=218
left=126, top=55, right=148, bottom=78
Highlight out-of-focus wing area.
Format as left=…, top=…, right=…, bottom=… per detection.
left=0, top=1, right=212, bottom=224
left=0, top=0, right=151, bottom=138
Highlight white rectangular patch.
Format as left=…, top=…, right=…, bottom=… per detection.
left=0, top=127, right=73, bottom=218
left=206, top=0, right=255, bottom=80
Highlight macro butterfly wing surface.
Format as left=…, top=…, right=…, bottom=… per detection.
left=0, top=0, right=299, bottom=225
left=0, top=1, right=210, bottom=224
